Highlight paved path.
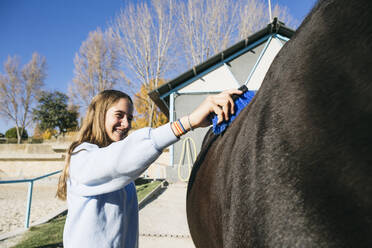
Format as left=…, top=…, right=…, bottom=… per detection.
left=139, top=182, right=195, bottom=248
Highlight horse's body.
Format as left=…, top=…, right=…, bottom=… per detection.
left=187, top=0, right=372, bottom=247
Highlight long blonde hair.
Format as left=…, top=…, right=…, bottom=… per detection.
left=57, top=90, right=132, bottom=200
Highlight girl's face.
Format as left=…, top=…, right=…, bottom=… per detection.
left=105, top=98, right=134, bottom=142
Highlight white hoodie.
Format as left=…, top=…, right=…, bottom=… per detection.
left=63, top=123, right=179, bottom=248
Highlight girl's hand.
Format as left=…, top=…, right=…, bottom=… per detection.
left=187, top=89, right=243, bottom=129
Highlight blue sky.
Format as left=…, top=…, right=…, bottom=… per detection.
left=0, top=0, right=317, bottom=133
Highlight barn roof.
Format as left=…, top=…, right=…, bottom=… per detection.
left=149, top=18, right=295, bottom=116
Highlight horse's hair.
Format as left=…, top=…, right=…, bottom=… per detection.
left=187, top=128, right=218, bottom=195
left=187, top=0, right=372, bottom=247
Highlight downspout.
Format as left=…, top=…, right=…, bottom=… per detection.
left=169, top=93, right=175, bottom=167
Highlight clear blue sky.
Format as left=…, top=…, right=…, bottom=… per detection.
left=0, top=0, right=317, bottom=133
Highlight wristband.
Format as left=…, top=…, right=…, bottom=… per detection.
left=172, top=120, right=187, bottom=136
left=178, top=119, right=187, bottom=133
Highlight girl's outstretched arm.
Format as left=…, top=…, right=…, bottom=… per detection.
left=68, top=124, right=178, bottom=196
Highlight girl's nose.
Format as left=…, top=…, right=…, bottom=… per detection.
left=121, top=117, right=130, bottom=128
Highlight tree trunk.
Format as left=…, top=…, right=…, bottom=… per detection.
left=148, top=101, right=155, bottom=128
left=16, top=125, right=21, bottom=144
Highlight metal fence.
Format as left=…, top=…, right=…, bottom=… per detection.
left=0, top=170, right=62, bottom=228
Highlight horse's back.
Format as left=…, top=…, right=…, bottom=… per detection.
left=187, top=0, right=372, bottom=247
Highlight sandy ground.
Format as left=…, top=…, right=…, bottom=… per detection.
left=0, top=182, right=67, bottom=235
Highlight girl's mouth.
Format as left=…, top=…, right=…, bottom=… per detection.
left=114, top=127, right=128, bottom=138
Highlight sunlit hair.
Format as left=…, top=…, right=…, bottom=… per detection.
left=57, top=90, right=133, bottom=200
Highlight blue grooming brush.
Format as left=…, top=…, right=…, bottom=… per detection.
left=212, top=85, right=255, bottom=135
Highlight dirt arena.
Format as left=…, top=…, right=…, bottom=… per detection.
left=0, top=182, right=66, bottom=235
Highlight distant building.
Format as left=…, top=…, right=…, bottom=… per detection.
left=149, top=18, right=295, bottom=182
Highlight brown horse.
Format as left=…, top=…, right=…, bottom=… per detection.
left=187, top=0, right=372, bottom=247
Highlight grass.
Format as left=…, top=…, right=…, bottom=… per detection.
left=136, top=180, right=162, bottom=200
left=12, top=180, right=162, bottom=248
left=12, top=216, right=65, bottom=248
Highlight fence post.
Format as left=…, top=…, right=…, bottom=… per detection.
left=25, top=181, right=34, bottom=228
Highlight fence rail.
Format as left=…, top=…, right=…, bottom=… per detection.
left=0, top=170, right=62, bottom=228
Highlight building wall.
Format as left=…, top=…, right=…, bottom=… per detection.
left=178, top=64, right=240, bottom=93
left=173, top=94, right=211, bottom=162
left=246, top=37, right=284, bottom=90
left=167, top=35, right=288, bottom=182
left=228, top=41, right=266, bottom=85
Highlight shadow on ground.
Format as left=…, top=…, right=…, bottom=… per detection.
left=33, top=242, right=63, bottom=247
left=139, top=185, right=167, bottom=211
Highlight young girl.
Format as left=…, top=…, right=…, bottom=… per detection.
left=57, top=89, right=241, bottom=248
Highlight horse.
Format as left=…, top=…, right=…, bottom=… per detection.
left=186, top=0, right=372, bottom=247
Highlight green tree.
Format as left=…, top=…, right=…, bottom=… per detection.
left=33, top=91, right=79, bottom=137
left=5, top=127, right=28, bottom=139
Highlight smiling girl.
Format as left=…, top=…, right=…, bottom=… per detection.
left=57, top=89, right=241, bottom=248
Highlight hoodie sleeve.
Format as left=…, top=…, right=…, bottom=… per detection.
left=68, top=123, right=178, bottom=196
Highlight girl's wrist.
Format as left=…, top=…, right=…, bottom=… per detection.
left=170, top=115, right=194, bottom=137
left=180, top=115, right=194, bottom=131
left=186, top=115, right=194, bottom=131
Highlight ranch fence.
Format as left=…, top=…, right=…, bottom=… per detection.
left=0, top=170, right=61, bottom=228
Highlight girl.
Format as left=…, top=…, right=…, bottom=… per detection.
left=57, top=89, right=241, bottom=248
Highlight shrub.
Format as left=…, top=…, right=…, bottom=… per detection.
left=5, top=127, right=28, bottom=139
left=42, top=129, right=56, bottom=140
left=30, top=138, right=44, bottom=144
left=5, top=138, right=18, bottom=144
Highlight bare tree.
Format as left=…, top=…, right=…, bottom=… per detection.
left=177, top=0, right=241, bottom=66
left=0, top=53, right=46, bottom=143
left=177, top=0, right=298, bottom=66
left=113, top=0, right=175, bottom=127
left=238, top=0, right=300, bottom=39
left=271, top=3, right=299, bottom=29
left=238, top=0, right=267, bottom=39
left=69, top=27, right=124, bottom=112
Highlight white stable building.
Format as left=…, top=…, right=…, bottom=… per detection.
left=149, top=19, right=295, bottom=182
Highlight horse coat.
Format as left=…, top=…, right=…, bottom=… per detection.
left=187, top=0, right=372, bottom=247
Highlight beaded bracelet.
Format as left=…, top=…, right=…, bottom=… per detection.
left=178, top=119, right=187, bottom=133
left=172, top=119, right=187, bottom=136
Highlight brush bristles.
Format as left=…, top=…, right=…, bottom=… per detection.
left=212, top=89, right=255, bottom=135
